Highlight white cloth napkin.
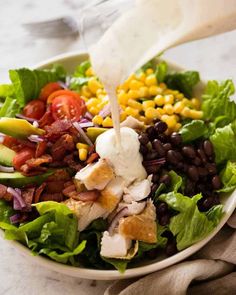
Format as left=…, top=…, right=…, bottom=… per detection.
left=105, top=211, right=236, bottom=295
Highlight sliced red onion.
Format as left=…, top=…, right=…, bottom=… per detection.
left=16, top=114, right=35, bottom=123
left=79, top=118, right=90, bottom=123
left=99, top=103, right=111, bottom=118
left=73, top=122, right=93, bottom=146
left=57, top=81, right=68, bottom=89
left=108, top=207, right=129, bottom=235
left=33, top=121, right=39, bottom=128
left=7, top=187, right=26, bottom=210
left=0, top=165, right=14, bottom=173
left=143, top=158, right=166, bottom=167
left=0, top=133, right=5, bottom=143
left=79, top=122, right=94, bottom=128
left=28, top=135, right=44, bottom=143
left=84, top=112, right=93, bottom=120
left=10, top=213, right=21, bottom=224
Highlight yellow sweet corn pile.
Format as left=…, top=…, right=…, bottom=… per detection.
left=79, top=66, right=203, bottom=133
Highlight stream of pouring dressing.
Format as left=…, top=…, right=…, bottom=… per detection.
left=89, top=0, right=236, bottom=181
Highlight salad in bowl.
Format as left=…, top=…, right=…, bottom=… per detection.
left=0, top=52, right=235, bottom=278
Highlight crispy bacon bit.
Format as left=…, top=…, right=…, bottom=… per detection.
left=46, top=181, right=65, bottom=194
left=46, top=169, right=71, bottom=182
left=62, top=184, right=79, bottom=199
left=44, top=120, right=72, bottom=140
left=0, top=184, right=13, bottom=201
left=40, top=193, right=64, bottom=202
left=64, top=180, right=74, bottom=188
left=86, top=152, right=99, bottom=164
left=50, top=134, right=75, bottom=161
left=26, top=154, right=52, bottom=168
left=35, top=141, right=47, bottom=158
left=20, top=154, right=52, bottom=176
left=38, top=104, right=54, bottom=128
left=63, top=154, right=83, bottom=171
left=34, top=183, right=47, bottom=203
left=22, top=188, right=35, bottom=211
left=78, top=190, right=100, bottom=202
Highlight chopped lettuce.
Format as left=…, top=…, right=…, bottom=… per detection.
left=179, top=120, right=208, bottom=142
left=0, top=98, right=20, bottom=118
left=210, top=122, right=236, bottom=164
left=0, top=201, right=85, bottom=265
left=159, top=192, right=223, bottom=250
left=155, top=61, right=168, bottom=83
left=164, top=71, right=200, bottom=98
left=69, top=60, right=91, bottom=90
left=0, top=84, right=14, bottom=98
left=218, top=161, right=236, bottom=193
left=202, top=80, right=235, bottom=125
left=0, top=200, right=15, bottom=223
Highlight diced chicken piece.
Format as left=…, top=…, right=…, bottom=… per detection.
left=64, top=198, right=107, bottom=231
left=123, top=194, right=133, bottom=203
left=100, top=231, right=132, bottom=258
left=118, top=201, right=146, bottom=215
left=124, top=179, right=151, bottom=201
left=119, top=200, right=157, bottom=243
left=120, top=116, right=144, bottom=130
left=98, top=177, right=125, bottom=212
left=75, top=159, right=114, bottom=190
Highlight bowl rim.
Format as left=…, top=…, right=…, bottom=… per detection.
left=0, top=50, right=235, bottom=280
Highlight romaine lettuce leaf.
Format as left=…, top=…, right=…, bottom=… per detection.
left=0, top=200, right=15, bottom=223
left=155, top=61, right=168, bottom=83
left=164, top=71, right=200, bottom=98
left=210, top=122, right=236, bottom=164
left=69, top=60, right=91, bottom=90
left=202, top=79, right=235, bottom=125
left=0, top=84, right=14, bottom=98
left=0, top=98, right=21, bottom=117
left=159, top=192, right=223, bottom=250
left=218, top=161, right=236, bottom=193
left=179, top=120, right=208, bottom=142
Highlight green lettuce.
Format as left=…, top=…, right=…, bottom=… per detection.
left=0, top=201, right=86, bottom=265
left=210, top=122, right=236, bottom=164
left=159, top=192, right=223, bottom=250
left=179, top=120, right=208, bottom=142
left=0, top=98, right=20, bottom=118
left=0, top=84, right=14, bottom=98
left=69, top=60, right=91, bottom=90
left=164, top=71, right=200, bottom=98
left=0, top=200, right=15, bottom=223
left=218, top=161, right=236, bottom=193
left=155, top=61, right=168, bottom=83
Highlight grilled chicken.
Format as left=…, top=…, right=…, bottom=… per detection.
left=124, top=178, right=151, bottom=202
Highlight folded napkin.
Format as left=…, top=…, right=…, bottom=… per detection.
left=105, top=211, right=236, bottom=295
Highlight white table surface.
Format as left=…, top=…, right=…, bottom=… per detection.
left=0, top=0, right=235, bottom=294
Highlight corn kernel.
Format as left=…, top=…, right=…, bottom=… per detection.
left=189, top=110, right=203, bottom=119
left=97, top=94, right=106, bottom=101
left=146, top=68, right=154, bottom=75
left=127, top=99, right=143, bottom=111
left=145, top=74, right=157, bottom=86
left=149, top=85, right=160, bottom=96
left=174, top=101, right=185, bottom=113
left=181, top=107, right=191, bottom=117
left=142, top=100, right=155, bottom=110
left=191, top=98, right=201, bottom=109
left=118, top=92, right=129, bottom=105
left=161, top=114, right=170, bottom=122
left=183, top=98, right=191, bottom=106
left=173, top=114, right=180, bottom=122
left=96, top=88, right=104, bottom=96
left=136, top=72, right=146, bottom=82
left=159, top=82, right=167, bottom=90
left=79, top=148, right=88, bottom=161
left=89, top=106, right=100, bottom=116
left=175, top=93, right=184, bottom=100
left=154, top=95, right=165, bottom=106
left=85, top=67, right=94, bottom=77
left=120, top=112, right=127, bottom=122
left=163, top=104, right=174, bottom=115
left=88, top=78, right=102, bottom=94
left=164, top=94, right=174, bottom=105
left=139, top=86, right=149, bottom=97
left=86, top=98, right=100, bottom=108
left=80, top=95, right=88, bottom=102
left=139, top=115, right=147, bottom=123
left=92, top=115, right=103, bottom=125
left=119, top=81, right=129, bottom=92
left=173, top=123, right=182, bottom=132
left=164, top=115, right=177, bottom=129
left=102, top=117, right=113, bottom=127
left=156, top=107, right=164, bottom=115
left=127, top=90, right=140, bottom=99
left=81, top=85, right=92, bottom=98
left=129, top=80, right=144, bottom=90
left=125, top=106, right=139, bottom=117
left=145, top=107, right=159, bottom=119
left=97, top=101, right=107, bottom=110
left=76, top=143, right=89, bottom=150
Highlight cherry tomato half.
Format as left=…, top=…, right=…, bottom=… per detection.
left=13, top=148, right=35, bottom=171
left=23, top=100, right=46, bottom=120
left=39, top=82, right=63, bottom=101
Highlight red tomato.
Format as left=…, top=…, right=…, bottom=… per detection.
left=13, top=148, right=35, bottom=170
left=50, top=91, right=86, bottom=122
left=39, top=82, right=63, bottom=101
left=23, top=100, right=46, bottom=120
left=3, top=136, right=19, bottom=149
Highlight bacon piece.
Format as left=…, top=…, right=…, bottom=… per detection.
left=39, top=105, right=54, bottom=128
left=46, top=181, right=65, bottom=194
left=25, top=154, right=53, bottom=168
left=62, top=184, right=79, bottom=199
left=78, top=190, right=100, bottom=202
left=63, top=154, right=83, bottom=171
left=50, top=134, right=75, bottom=161
left=86, top=152, right=99, bottom=164
left=46, top=169, right=71, bottom=182
left=34, top=183, right=47, bottom=203
left=22, top=187, right=35, bottom=211
left=20, top=154, right=53, bottom=176
left=40, top=193, right=64, bottom=202
left=0, top=184, right=13, bottom=201
left=44, top=120, right=72, bottom=140
left=35, top=141, right=47, bottom=158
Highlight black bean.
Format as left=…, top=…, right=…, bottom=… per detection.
left=177, top=162, right=184, bottom=170
left=206, top=163, right=217, bottom=175
left=159, top=214, right=170, bottom=226
left=146, top=165, right=160, bottom=175
left=202, top=196, right=214, bottom=210
left=138, top=133, right=149, bottom=145
left=159, top=174, right=171, bottom=186
left=152, top=139, right=166, bottom=156
left=165, top=241, right=177, bottom=256
left=151, top=183, right=159, bottom=195
left=212, top=175, right=222, bottom=190
left=163, top=143, right=172, bottom=151
left=213, top=194, right=220, bottom=205
left=146, top=126, right=155, bottom=139
left=198, top=167, right=208, bottom=177
left=170, top=132, right=182, bottom=146
left=152, top=174, right=159, bottom=183
left=167, top=150, right=182, bottom=165
left=156, top=202, right=168, bottom=215
left=146, top=248, right=159, bottom=259
left=153, top=118, right=161, bottom=124
left=187, top=166, right=199, bottom=182
left=197, top=148, right=207, bottom=163
left=184, top=179, right=195, bottom=195
left=145, top=150, right=159, bottom=160
left=192, top=157, right=202, bottom=166
left=154, top=121, right=168, bottom=133
left=157, top=133, right=168, bottom=143
left=183, top=163, right=189, bottom=173
left=139, top=144, right=148, bottom=155
left=182, top=146, right=196, bottom=158
left=203, top=140, right=214, bottom=156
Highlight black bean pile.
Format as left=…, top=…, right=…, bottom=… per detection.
left=138, top=119, right=222, bottom=256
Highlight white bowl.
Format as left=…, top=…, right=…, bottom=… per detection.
left=0, top=51, right=235, bottom=280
